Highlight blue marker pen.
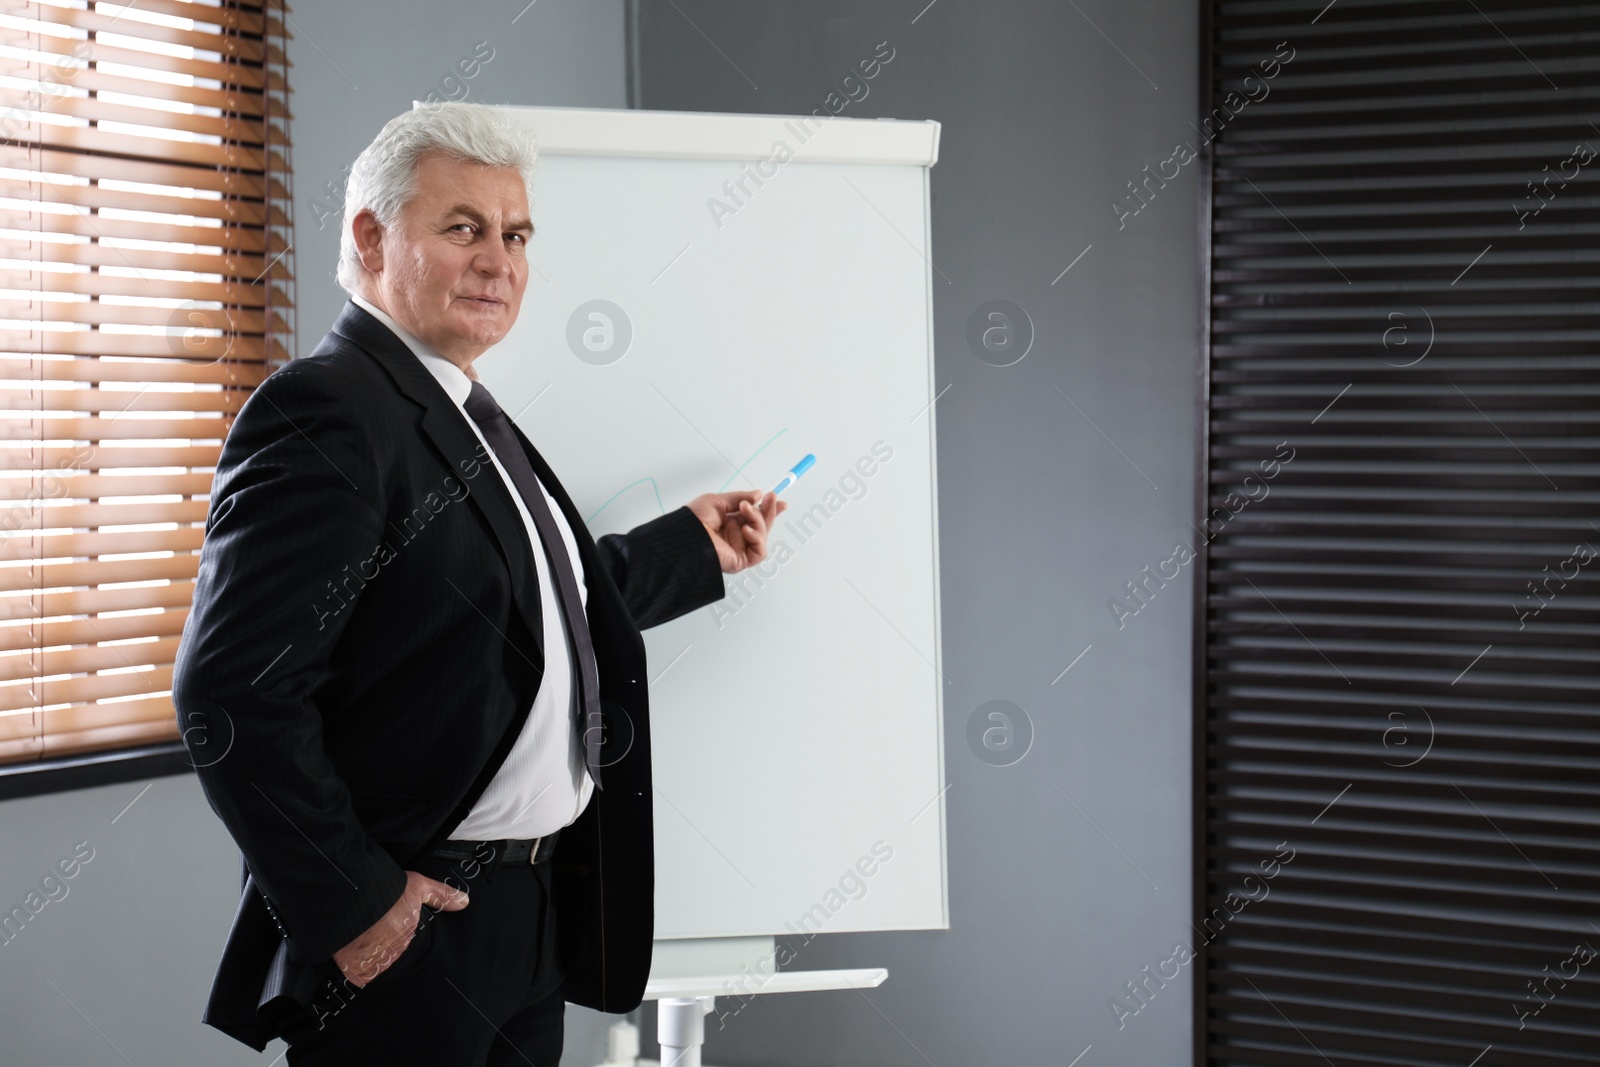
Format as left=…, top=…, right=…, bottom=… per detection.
left=772, top=454, right=815, bottom=496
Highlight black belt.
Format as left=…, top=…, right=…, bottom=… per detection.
left=432, top=830, right=560, bottom=866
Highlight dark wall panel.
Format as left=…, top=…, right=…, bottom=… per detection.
left=1198, top=2, right=1600, bottom=1065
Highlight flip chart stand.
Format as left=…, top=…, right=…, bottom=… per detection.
left=591, top=968, right=888, bottom=1067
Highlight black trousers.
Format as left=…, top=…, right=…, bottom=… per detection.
left=279, top=845, right=565, bottom=1066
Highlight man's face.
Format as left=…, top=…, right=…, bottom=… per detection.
left=362, top=152, right=533, bottom=366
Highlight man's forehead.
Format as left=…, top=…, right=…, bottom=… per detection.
left=414, top=154, right=529, bottom=205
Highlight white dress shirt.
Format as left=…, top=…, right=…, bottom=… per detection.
left=350, top=293, right=594, bottom=840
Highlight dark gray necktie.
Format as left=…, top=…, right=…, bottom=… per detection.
left=463, top=380, right=604, bottom=790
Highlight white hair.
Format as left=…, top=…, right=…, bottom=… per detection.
left=336, top=101, right=539, bottom=293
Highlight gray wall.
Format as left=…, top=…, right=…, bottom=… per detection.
left=0, top=3, right=627, bottom=1065
left=631, top=2, right=1201, bottom=1065
left=0, top=2, right=1202, bottom=1065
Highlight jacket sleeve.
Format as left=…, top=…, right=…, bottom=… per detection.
left=172, top=362, right=408, bottom=967
left=595, top=505, right=725, bottom=630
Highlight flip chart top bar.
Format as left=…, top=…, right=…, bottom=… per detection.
left=413, top=101, right=941, bottom=167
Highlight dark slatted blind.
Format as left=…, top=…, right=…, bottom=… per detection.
left=1197, top=2, right=1600, bottom=1065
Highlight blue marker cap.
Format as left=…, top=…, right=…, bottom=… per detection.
left=772, top=453, right=815, bottom=496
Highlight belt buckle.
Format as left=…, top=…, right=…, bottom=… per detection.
left=528, top=834, right=541, bottom=865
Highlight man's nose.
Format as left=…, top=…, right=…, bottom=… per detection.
left=473, top=238, right=512, bottom=277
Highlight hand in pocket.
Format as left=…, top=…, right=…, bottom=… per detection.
left=333, top=870, right=468, bottom=987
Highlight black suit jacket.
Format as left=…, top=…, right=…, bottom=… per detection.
left=171, top=299, right=726, bottom=1051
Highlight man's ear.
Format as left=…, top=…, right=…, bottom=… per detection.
left=351, top=208, right=385, bottom=275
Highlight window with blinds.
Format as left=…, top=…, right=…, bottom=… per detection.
left=1197, top=1, right=1600, bottom=1065
left=0, top=0, right=290, bottom=768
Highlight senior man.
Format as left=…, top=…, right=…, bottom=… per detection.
left=172, top=101, right=784, bottom=1065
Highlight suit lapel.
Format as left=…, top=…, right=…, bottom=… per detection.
left=324, top=300, right=546, bottom=661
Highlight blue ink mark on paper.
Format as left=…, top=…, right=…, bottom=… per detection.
left=585, top=428, right=789, bottom=527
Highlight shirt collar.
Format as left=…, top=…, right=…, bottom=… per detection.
left=349, top=292, right=473, bottom=407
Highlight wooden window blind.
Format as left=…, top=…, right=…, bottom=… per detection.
left=1197, top=1, right=1600, bottom=1065
left=0, top=0, right=290, bottom=766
